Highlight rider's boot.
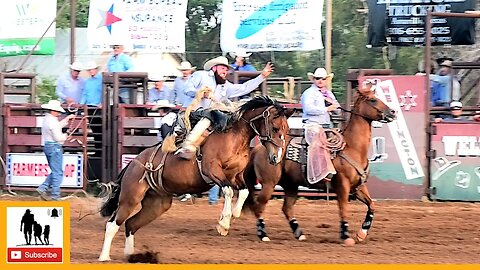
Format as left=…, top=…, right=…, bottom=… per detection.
left=175, top=118, right=211, bottom=160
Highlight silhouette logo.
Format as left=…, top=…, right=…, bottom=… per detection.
left=6, top=206, right=64, bottom=264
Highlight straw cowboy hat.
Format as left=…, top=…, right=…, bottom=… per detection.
left=177, top=61, right=196, bottom=71
left=84, top=61, right=99, bottom=70
left=203, top=56, right=231, bottom=70
left=41, top=100, right=66, bottom=113
left=229, top=48, right=252, bottom=58
left=69, top=61, right=83, bottom=71
left=432, top=157, right=460, bottom=180
left=151, top=99, right=175, bottom=111
left=307, top=68, right=334, bottom=81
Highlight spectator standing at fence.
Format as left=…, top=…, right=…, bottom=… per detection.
left=230, top=49, right=256, bottom=72
left=147, top=75, right=174, bottom=104
left=56, top=62, right=85, bottom=105
left=36, top=100, right=75, bottom=201
left=434, top=101, right=467, bottom=122
left=106, top=43, right=134, bottom=103
left=430, top=58, right=461, bottom=107
left=173, top=61, right=196, bottom=107
left=80, top=61, right=103, bottom=107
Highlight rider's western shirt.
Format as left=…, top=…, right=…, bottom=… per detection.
left=301, top=84, right=339, bottom=126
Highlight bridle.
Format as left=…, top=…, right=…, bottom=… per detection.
left=242, top=105, right=284, bottom=148
left=338, top=95, right=390, bottom=123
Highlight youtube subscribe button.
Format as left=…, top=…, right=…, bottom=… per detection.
left=7, top=248, right=62, bottom=263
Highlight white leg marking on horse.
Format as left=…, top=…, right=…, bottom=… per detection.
left=124, top=234, right=135, bottom=256
left=232, top=188, right=249, bottom=218
left=99, top=221, right=120, bottom=261
left=217, top=186, right=234, bottom=235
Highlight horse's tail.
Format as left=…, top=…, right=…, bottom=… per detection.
left=99, top=163, right=130, bottom=217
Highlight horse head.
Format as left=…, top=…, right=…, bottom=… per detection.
left=238, top=96, right=293, bottom=165
left=354, top=86, right=396, bottom=123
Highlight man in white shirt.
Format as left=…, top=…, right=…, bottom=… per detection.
left=176, top=56, right=273, bottom=159
left=36, top=100, right=75, bottom=201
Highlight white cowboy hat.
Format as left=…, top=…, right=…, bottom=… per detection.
left=177, top=61, right=196, bottom=71
left=41, top=100, right=66, bottom=113
left=203, top=56, right=231, bottom=70
left=432, top=157, right=460, bottom=180
left=307, top=68, right=334, bottom=81
left=229, top=48, right=252, bottom=58
left=439, top=59, right=453, bottom=67
left=151, top=99, right=175, bottom=110
left=148, top=73, right=167, bottom=82
left=69, top=61, right=83, bottom=71
left=84, top=61, right=99, bottom=70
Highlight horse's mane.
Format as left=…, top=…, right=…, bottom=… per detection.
left=232, top=96, right=285, bottom=121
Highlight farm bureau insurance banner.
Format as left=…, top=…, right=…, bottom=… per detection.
left=367, top=0, right=476, bottom=47
left=0, top=0, right=57, bottom=57
left=87, top=0, right=187, bottom=52
left=220, top=0, right=324, bottom=52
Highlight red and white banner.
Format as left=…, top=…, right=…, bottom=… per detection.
left=6, top=153, right=83, bottom=188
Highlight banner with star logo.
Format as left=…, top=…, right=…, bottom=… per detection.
left=0, top=0, right=57, bottom=57
left=87, top=0, right=187, bottom=52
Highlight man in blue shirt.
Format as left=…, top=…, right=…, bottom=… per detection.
left=106, top=44, right=134, bottom=103
left=80, top=61, right=102, bottom=107
left=430, top=59, right=460, bottom=107
left=173, top=61, right=196, bottom=107
left=56, top=62, right=85, bottom=104
left=147, top=75, right=174, bottom=104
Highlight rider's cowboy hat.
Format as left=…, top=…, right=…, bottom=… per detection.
left=432, top=157, right=460, bottom=180
left=177, top=61, right=196, bottom=71
left=84, top=61, right=100, bottom=70
left=151, top=99, right=175, bottom=111
left=229, top=48, right=252, bottom=59
left=307, top=68, right=334, bottom=81
left=41, top=100, right=66, bottom=113
left=69, top=61, right=84, bottom=71
left=203, top=56, right=231, bottom=70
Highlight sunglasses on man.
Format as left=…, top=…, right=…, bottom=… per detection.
left=113, top=46, right=121, bottom=49
left=315, top=77, right=326, bottom=81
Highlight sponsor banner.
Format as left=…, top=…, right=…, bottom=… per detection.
left=87, top=0, right=188, bottom=52
left=3, top=202, right=69, bottom=264
left=220, top=0, right=324, bottom=52
left=373, top=79, right=424, bottom=180
left=6, top=153, right=83, bottom=188
left=0, top=0, right=57, bottom=56
left=367, top=0, right=476, bottom=47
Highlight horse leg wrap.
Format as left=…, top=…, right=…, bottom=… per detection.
left=361, top=210, right=374, bottom=231
left=289, top=218, right=304, bottom=239
left=256, top=219, right=268, bottom=240
left=340, top=221, right=350, bottom=240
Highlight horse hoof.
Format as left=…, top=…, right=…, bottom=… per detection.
left=216, top=224, right=229, bottom=236
left=261, top=237, right=271, bottom=242
left=342, top=238, right=355, bottom=247
left=356, top=230, right=368, bottom=242
left=298, top=235, right=307, bottom=241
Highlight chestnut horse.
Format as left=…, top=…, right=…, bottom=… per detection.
left=98, top=96, right=291, bottom=261
left=242, top=87, right=396, bottom=245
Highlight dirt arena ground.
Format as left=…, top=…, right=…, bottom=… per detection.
left=3, top=194, right=480, bottom=264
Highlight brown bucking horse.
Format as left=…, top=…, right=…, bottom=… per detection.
left=98, top=96, right=292, bottom=261
left=242, top=86, right=396, bottom=246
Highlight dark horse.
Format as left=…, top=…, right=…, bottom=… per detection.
left=98, top=96, right=292, bottom=261
left=242, top=87, right=396, bottom=245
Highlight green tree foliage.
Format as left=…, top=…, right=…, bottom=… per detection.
left=56, top=0, right=90, bottom=28
left=36, top=77, right=58, bottom=104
